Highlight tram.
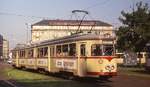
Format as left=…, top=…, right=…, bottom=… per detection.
left=12, top=33, right=117, bottom=79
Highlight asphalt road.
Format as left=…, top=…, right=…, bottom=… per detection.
left=110, top=75, right=150, bottom=87
left=0, top=61, right=150, bottom=87
left=0, top=80, right=16, bottom=87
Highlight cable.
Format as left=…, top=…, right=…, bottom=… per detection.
left=0, top=12, right=49, bottom=19
left=83, top=0, right=111, bottom=10
left=0, top=0, right=111, bottom=20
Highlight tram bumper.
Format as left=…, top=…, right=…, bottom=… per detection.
left=87, top=71, right=117, bottom=77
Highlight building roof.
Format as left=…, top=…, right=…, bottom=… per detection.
left=13, top=33, right=115, bottom=50
left=32, top=19, right=112, bottom=26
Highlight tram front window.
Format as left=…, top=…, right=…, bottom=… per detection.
left=103, top=45, right=114, bottom=56
left=91, top=44, right=102, bottom=56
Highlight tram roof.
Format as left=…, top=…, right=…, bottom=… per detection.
left=37, top=33, right=116, bottom=46
left=13, top=33, right=116, bottom=50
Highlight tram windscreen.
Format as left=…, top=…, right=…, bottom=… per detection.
left=91, top=44, right=114, bottom=56
left=91, top=44, right=102, bottom=56
left=103, top=45, right=114, bottom=56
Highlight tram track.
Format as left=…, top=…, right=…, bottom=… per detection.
left=0, top=80, right=19, bottom=87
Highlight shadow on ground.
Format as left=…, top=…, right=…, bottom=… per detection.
left=15, top=78, right=112, bottom=87
left=9, top=68, right=113, bottom=87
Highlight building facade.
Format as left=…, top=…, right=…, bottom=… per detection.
left=31, top=20, right=115, bottom=42
left=3, top=39, right=9, bottom=59
left=0, top=34, right=9, bottom=59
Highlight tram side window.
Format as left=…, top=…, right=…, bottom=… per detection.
left=19, top=50, right=25, bottom=58
left=91, top=44, right=102, bottom=56
left=38, top=48, right=42, bottom=58
left=38, top=47, right=48, bottom=58
left=103, top=45, right=114, bottom=56
left=43, top=47, right=48, bottom=57
left=28, top=49, right=34, bottom=58
left=81, top=44, right=86, bottom=56
left=62, top=45, right=68, bottom=56
left=69, top=43, right=76, bottom=56
left=56, top=45, right=62, bottom=56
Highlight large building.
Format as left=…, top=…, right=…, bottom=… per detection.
left=3, top=39, right=9, bottom=59
left=0, top=34, right=9, bottom=59
left=31, top=19, right=115, bottom=42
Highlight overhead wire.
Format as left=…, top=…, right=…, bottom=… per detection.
left=83, top=0, right=111, bottom=10
left=0, top=11, right=49, bottom=19
left=0, top=0, right=111, bottom=20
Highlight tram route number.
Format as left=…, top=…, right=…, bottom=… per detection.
left=56, top=60, right=76, bottom=69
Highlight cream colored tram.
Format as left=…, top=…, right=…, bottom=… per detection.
left=12, top=33, right=117, bottom=78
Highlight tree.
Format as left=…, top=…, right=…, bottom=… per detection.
left=117, top=1, right=150, bottom=52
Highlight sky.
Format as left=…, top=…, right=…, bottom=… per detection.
left=0, top=0, right=150, bottom=49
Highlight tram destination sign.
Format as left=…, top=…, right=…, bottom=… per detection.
left=56, top=59, right=77, bottom=70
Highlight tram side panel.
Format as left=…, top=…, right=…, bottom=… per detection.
left=49, top=43, right=78, bottom=75
left=54, top=58, right=78, bottom=74
left=86, top=57, right=117, bottom=77
left=18, top=50, right=27, bottom=68
left=49, top=43, right=82, bottom=76
left=26, top=48, right=36, bottom=69
left=36, top=47, right=49, bottom=71
left=26, top=58, right=36, bottom=69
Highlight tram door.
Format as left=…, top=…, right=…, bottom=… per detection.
left=78, top=43, right=87, bottom=76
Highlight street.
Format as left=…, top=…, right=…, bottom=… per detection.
left=0, top=61, right=16, bottom=87
left=0, top=61, right=150, bottom=87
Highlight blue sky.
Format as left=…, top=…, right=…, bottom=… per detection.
left=0, top=0, right=150, bottom=48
